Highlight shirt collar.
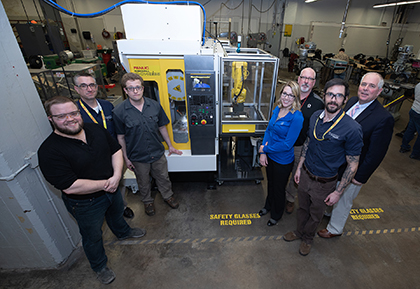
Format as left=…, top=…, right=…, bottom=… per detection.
left=319, top=109, right=343, bottom=122
left=353, top=99, right=375, bottom=110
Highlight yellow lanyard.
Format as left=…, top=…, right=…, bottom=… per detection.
left=313, top=111, right=345, bottom=141
left=79, top=100, right=107, bottom=129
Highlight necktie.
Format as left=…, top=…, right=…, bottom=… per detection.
left=348, top=104, right=359, bottom=118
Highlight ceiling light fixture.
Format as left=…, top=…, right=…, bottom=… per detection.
left=305, top=0, right=318, bottom=3
left=373, top=0, right=420, bottom=8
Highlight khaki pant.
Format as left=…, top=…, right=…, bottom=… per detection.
left=132, top=154, right=173, bottom=204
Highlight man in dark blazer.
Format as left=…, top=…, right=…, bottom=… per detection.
left=318, top=72, right=394, bottom=238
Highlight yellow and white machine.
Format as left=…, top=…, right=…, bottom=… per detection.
left=117, top=3, right=279, bottom=185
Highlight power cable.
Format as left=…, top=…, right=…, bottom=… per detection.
left=252, top=0, right=276, bottom=13
left=40, top=0, right=207, bottom=45
left=19, top=0, right=30, bottom=22
left=222, top=0, right=244, bottom=11
left=32, top=0, right=43, bottom=22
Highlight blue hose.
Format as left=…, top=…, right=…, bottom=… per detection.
left=40, top=0, right=206, bottom=45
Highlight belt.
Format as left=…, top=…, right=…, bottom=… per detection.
left=63, top=190, right=105, bottom=200
left=303, top=163, right=337, bottom=184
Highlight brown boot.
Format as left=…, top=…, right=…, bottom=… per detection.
left=165, top=196, right=179, bottom=209
left=144, top=203, right=155, bottom=216
left=283, top=231, right=300, bottom=242
left=299, top=241, right=312, bottom=256
left=285, top=201, right=295, bottom=214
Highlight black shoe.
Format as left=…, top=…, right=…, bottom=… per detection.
left=118, top=227, right=146, bottom=241
left=123, top=207, right=134, bottom=218
left=96, top=266, right=116, bottom=284
left=259, top=208, right=269, bottom=216
left=409, top=154, right=420, bottom=160
left=267, top=219, right=278, bottom=226
left=399, top=148, right=410, bottom=153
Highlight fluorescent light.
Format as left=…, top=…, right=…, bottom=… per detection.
left=305, top=0, right=318, bottom=3
left=373, top=0, right=420, bottom=8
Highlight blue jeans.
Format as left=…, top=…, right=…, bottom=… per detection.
left=62, top=189, right=131, bottom=272
left=401, top=109, right=420, bottom=157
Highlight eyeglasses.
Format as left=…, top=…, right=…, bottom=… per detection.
left=281, top=92, right=295, bottom=99
left=50, top=110, right=80, bottom=120
left=299, top=76, right=315, bottom=81
left=125, top=86, right=143, bottom=92
left=325, top=92, right=345, bottom=99
left=76, top=83, right=97, bottom=90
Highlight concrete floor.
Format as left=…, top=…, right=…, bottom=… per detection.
left=1, top=70, right=420, bottom=288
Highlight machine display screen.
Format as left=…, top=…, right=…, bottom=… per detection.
left=190, top=74, right=212, bottom=91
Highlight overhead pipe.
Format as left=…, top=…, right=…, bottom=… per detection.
left=339, top=0, right=352, bottom=38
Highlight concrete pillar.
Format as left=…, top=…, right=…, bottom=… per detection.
left=0, top=1, right=80, bottom=269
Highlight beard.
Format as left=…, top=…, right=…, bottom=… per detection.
left=300, top=84, right=310, bottom=93
left=52, top=119, right=83, bottom=135
left=325, top=102, right=340, bottom=114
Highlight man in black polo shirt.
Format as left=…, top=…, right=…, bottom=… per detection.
left=285, top=67, right=324, bottom=214
left=283, top=78, right=363, bottom=256
left=38, top=96, right=146, bottom=284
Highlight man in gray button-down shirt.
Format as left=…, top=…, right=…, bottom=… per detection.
left=113, top=73, right=182, bottom=216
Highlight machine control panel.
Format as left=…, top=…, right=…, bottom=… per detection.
left=189, top=95, right=215, bottom=126
left=184, top=54, right=217, bottom=155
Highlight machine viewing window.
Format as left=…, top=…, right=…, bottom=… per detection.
left=166, top=70, right=189, bottom=144
left=222, top=60, right=276, bottom=122
left=143, top=81, right=159, bottom=102
left=190, top=74, right=212, bottom=92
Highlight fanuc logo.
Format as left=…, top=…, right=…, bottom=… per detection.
left=134, top=66, right=149, bottom=70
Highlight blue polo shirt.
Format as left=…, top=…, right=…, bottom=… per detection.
left=77, top=98, right=116, bottom=139
left=305, top=109, right=363, bottom=178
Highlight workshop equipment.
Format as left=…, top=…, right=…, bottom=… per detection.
left=117, top=4, right=279, bottom=185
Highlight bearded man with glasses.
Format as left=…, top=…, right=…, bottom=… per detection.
left=38, top=96, right=146, bottom=284
left=283, top=78, right=363, bottom=256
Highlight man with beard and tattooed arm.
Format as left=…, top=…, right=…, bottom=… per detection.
left=38, top=96, right=146, bottom=284
left=284, top=67, right=324, bottom=214
left=283, top=78, right=363, bottom=256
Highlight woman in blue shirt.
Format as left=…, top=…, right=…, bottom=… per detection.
left=259, top=81, right=304, bottom=226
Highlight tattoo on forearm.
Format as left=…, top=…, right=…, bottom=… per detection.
left=300, top=138, right=310, bottom=159
left=337, top=155, right=360, bottom=194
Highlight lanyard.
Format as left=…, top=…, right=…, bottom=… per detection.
left=313, top=111, right=345, bottom=141
left=79, top=100, right=107, bottom=129
left=301, top=96, right=308, bottom=108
